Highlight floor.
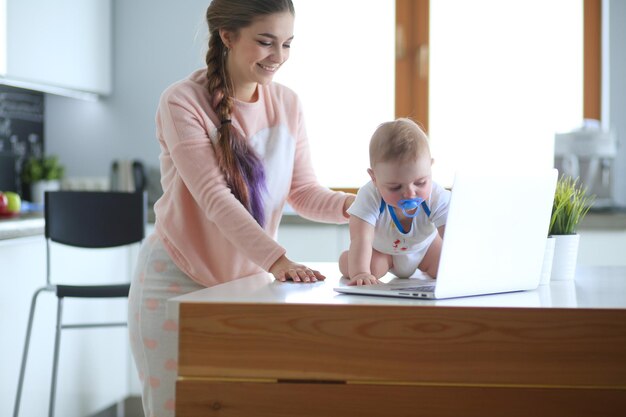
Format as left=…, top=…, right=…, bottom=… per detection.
left=91, top=396, right=143, bottom=417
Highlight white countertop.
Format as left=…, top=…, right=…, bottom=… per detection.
left=168, top=263, right=626, bottom=318
left=1, top=207, right=624, bottom=241
left=0, top=213, right=44, bottom=240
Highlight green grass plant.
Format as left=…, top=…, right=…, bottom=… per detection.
left=21, top=155, right=65, bottom=184
left=549, top=176, right=595, bottom=235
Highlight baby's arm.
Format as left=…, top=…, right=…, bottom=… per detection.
left=347, top=216, right=381, bottom=286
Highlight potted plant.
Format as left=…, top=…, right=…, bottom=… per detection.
left=21, top=155, right=65, bottom=204
left=547, top=176, right=595, bottom=281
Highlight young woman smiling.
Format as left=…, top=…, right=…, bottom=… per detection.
left=128, top=0, right=355, bottom=415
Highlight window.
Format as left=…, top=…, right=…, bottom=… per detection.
left=429, top=0, right=584, bottom=186
left=274, top=0, right=395, bottom=188
left=278, top=1, right=592, bottom=189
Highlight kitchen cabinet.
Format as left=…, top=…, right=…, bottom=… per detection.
left=578, top=229, right=626, bottom=266
left=1, top=0, right=112, bottom=98
left=277, top=214, right=626, bottom=267
left=172, top=264, right=626, bottom=417
left=277, top=218, right=349, bottom=263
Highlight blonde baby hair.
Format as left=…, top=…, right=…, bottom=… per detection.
left=369, top=118, right=431, bottom=167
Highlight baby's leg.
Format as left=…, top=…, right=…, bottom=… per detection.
left=339, top=249, right=392, bottom=278
left=339, top=250, right=350, bottom=276
left=370, top=250, right=393, bottom=278
left=418, top=233, right=444, bottom=278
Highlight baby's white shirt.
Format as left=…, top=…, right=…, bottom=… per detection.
left=347, top=181, right=450, bottom=255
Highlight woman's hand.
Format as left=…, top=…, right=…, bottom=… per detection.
left=343, top=194, right=356, bottom=218
left=348, top=272, right=381, bottom=286
left=269, top=255, right=326, bottom=283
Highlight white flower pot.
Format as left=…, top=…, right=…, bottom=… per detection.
left=550, top=234, right=580, bottom=281
left=31, top=180, right=61, bottom=205
left=539, top=236, right=555, bottom=285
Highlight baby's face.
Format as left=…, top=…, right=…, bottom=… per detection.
left=369, top=156, right=433, bottom=211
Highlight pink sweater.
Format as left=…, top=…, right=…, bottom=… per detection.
left=153, top=69, right=348, bottom=287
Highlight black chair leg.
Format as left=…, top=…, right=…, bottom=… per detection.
left=49, top=297, right=64, bottom=417
left=13, top=287, right=52, bottom=417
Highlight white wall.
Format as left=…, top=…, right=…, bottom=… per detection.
left=45, top=0, right=209, bottom=178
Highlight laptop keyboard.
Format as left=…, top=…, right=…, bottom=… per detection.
left=397, top=285, right=435, bottom=292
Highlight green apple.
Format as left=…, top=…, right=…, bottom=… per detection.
left=5, top=191, right=21, bottom=213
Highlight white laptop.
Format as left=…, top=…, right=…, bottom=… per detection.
left=334, top=169, right=558, bottom=300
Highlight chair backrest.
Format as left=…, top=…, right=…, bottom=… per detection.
left=45, top=191, right=146, bottom=248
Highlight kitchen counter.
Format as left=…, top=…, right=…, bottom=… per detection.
left=2, top=206, right=625, bottom=241
left=580, top=208, right=626, bottom=230
left=281, top=207, right=626, bottom=229
left=0, top=208, right=156, bottom=241
left=172, top=264, right=626, bottom=417
left=0, top=212, right=44, bottom=241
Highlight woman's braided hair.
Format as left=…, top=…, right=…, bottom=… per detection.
left=205, top=0, right=294, bottom=226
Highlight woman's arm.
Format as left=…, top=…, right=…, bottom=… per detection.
left=158, top=87, right=285, bottom=270
left=343, top=194, right=356, bottom=218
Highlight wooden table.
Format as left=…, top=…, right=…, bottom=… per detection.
left=169, top=264, right=626, bottom=417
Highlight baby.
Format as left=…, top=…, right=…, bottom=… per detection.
left=339, top=118, right=451, bottom=285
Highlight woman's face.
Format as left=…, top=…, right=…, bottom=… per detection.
left=222, top=11, right=294, bottom=98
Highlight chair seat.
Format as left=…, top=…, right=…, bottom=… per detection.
left=55, top=284, right=130, bottom=298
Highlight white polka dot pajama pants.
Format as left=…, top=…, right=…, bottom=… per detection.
left=128, top=234, right=204, bottom=417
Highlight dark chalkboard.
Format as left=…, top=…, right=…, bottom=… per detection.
left=0, top=85, right=45, bottom=195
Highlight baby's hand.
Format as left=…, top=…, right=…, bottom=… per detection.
left=348, top=273, right=381, bottom=286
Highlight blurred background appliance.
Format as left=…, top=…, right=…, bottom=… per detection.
left=109, top=160, right=146, bottom=193
left=554, top=120, right=618, bottom=209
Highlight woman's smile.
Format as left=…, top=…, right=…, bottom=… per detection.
left=257, top=62, right=280, bottom=73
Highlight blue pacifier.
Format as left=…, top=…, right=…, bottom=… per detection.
left=398, top=197, right=425, bottom=218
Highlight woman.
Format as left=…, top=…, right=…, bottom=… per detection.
left=128, top=0, right=355, bottom=415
